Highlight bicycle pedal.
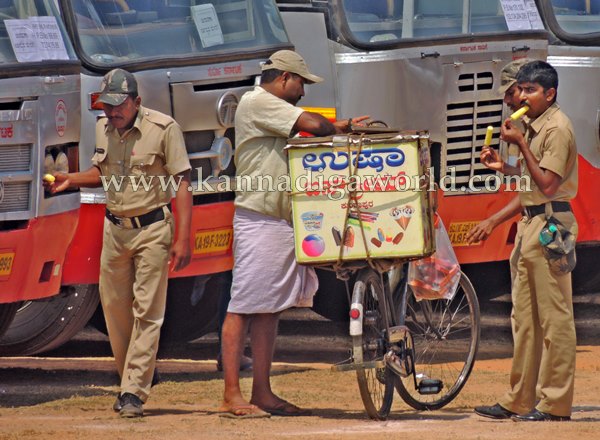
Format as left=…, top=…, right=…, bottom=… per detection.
left=387, top=325, right=410, bottom=343
left=417, top=378, right=443, bottom=395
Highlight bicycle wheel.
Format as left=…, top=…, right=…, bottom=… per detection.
left=352, top=269, right=395, bottom=420
left=394, top=271, right=480, bottom=410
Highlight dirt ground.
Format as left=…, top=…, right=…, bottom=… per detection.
left=0, top=308, right=599, bottom=440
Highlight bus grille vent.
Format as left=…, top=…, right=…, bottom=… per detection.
left=0, top=145, right=31, bottom=172
left=0, top=182, right=30, bottom=213
left=445, top=98, right=503, bottom=194
left=457, top=72, right=494, bottom=92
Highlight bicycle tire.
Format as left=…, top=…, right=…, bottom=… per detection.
left=394, top=271, right=480, bottom=410
left=352, top=269, right=395, bottom=420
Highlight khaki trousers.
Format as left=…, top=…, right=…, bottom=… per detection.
left=99, top=211, right=173, bottom=402
left=499, top=211, right=577, bottom=417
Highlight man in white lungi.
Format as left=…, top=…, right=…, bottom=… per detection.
left=219, top=50, right=367, bottom=418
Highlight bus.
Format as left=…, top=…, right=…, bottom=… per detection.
left=276, top=0, right=600, bottom=309
left=0, top=1, right=81, bottom=342
left=0, top=0, right=293, bottom=354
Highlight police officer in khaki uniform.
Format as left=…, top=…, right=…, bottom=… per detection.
left=472, top=61, right=578, bottom=421
left=48, top=69, right=192, bottom=418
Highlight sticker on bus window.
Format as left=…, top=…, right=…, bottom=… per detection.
left=500, top=0, right=544, bottom=31
left=5, top=16, right=69, bottom=63
left=191, top=4, right=224, bottom=48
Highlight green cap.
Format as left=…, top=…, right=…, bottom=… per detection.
left=261, top=50, right=323, bottom=84
left=498, top=58, right=532, bottom=94
left=98, top=68, right=138, bottom=106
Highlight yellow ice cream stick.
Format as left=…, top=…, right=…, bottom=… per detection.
left=484, top=126, right=493, bottom=147
left=43, top=174, right=55, bottom=183
left=510, top=105, right=529, bottom=121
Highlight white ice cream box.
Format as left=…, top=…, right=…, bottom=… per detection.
left=287, top=131, right=435, bottom=264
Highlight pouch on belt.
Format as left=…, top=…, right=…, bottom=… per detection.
left=540, top=215, right=576, bottom=275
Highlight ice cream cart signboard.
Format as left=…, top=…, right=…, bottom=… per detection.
left=287, top=132, right=435, bottom=264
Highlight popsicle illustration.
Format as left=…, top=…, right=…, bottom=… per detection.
left=393, top=232, right=404, bottom=244
left=370, top=237, right=382, bottom=248
left=332, top=226, right=342, bottom=246
left=344, top=226, right=355, bottom=248
left=510, top=105, right=529, bottom=120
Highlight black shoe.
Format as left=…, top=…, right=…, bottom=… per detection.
left=474, top=403, right=516, bottom=419
left=113, top=369, right=159, bottom=412
left=512, top=409, right=570, bottom=422
left=119, top=392, right=144, bottom=418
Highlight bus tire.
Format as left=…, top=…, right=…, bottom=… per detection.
left=0, top=285, right=100, bottom=356
left=0, top=302, right=20, bottom=338
left=88, top=273, right=224, bottom=343
left=160, top=273, right=222, bottom=342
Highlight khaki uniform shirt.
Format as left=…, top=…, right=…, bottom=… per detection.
left=233, top=86, right=304, bottom=222
left=518, top=103, right=578, bottom=206
left=91, top=105, right=191, bottom=217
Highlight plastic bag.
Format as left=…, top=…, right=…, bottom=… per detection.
left=408, top=215, right=460, bottom=301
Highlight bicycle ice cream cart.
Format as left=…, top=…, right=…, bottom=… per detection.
left=286, top=130, right=480, bottom=420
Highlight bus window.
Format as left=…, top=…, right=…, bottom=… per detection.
left=69, top=0, right=288, bottom=65
left=549, top=0, right=600, bottom=34
left=341, top=0, right=509, bottom=43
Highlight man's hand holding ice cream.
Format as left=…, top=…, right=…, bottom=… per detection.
left=43, top=172, right=74, bottom=194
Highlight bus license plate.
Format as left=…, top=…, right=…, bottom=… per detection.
left=448, top=222, right=480, bottom=247
left=194, top=228, right=233, bottom=255
left=0, top=251, right=15, bottom=277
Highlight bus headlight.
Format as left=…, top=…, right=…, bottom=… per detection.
left=211, top=137, right=232, bottom=172
left=54, top=152, right=69, bottom=174
left=44, top=154, right=55, bottom=174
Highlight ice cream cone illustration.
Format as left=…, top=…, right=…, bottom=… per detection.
left=390, top=205, right=414, bottom=230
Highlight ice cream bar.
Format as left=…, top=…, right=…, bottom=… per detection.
left=510, top=105, right=529, bottom=120
left=332, top=226, right=342, bottom=246
left=484, top=126, right=493, bottom=147
left=377, top=228, right=385, bottom=242
left=370, top=237, right=382, bottom=248
left=43, top=174, right=55, bottom=183
left=393, top=232, right=404, bottom=244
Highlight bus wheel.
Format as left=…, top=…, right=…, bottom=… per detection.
left=88, top=273, right=224, bottom=343
left=0, top=302, right=21, bottom=338
left=0, top=285, right=100, bottom=356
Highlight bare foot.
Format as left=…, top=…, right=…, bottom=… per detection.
left=219, top=396, right=270, bottom=419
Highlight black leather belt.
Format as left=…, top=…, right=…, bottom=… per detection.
left=523, top=201, right=571, bottom=218
left=106, top=204, right=170, bottom=229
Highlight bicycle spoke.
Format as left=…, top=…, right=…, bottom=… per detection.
left=394, top=272, right=480, bottom=410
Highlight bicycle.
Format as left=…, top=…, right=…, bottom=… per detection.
left=334, top=263, right=480, bottom=420
left=286, top=127, right=480, bottom=420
